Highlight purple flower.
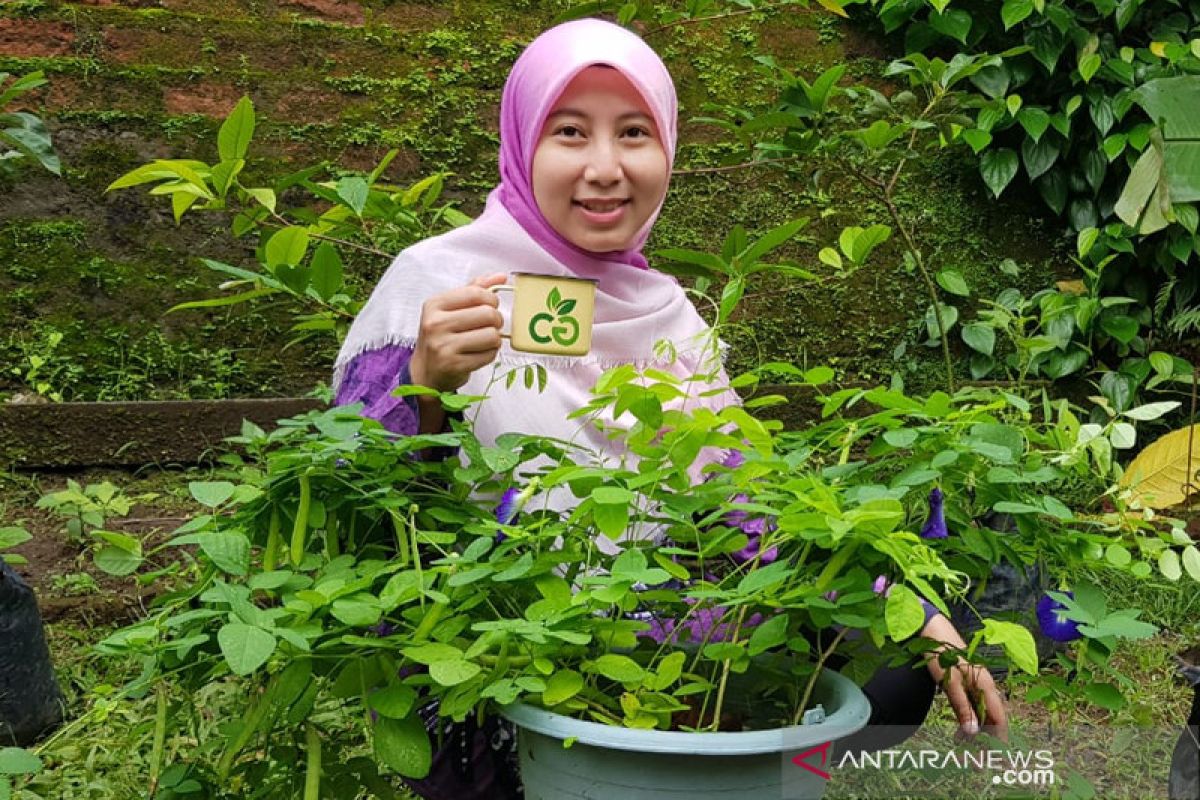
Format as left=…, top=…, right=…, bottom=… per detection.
left=495, top=487, right=521, bottom=526
left=726, top=494, right=779, bottom=564
left=823, top=589, right=838, bottom=602
left=369, top=620, right=397, bottom=638
left=634, top=600, right=766, bottom=645
left=721, top=449, right=746, bottom=469
left=919, top=487, right=948, bottom=539
left=872, top=575, right=892, bottom=596
left=494, top=479, right=540, bottom=542
left=1036, top=592, right=1083, bottom=642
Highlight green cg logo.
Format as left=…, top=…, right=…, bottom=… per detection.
left=529, top=287, right=580, bottom=346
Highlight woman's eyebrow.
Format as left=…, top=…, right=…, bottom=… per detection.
left=547, top=108, right=653, bottom=121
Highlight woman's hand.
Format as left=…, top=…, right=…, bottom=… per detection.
left=920, top=613, right=1009, bottom=742
left=410, top=272, right=508, bottom=393
left=408, top=272, right=507, bottom=434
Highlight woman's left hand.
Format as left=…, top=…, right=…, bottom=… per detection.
left=919, top=613, right=1009, bottom=742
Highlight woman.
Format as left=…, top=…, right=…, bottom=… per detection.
left=333, top=18, right=1006, bottom=799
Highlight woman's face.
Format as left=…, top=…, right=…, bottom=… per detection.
left=532, top=66, right=669, bottom=253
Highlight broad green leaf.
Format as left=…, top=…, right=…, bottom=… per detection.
left=374, top=714, right=431, bottom=779
left=94, top=545, right=141, bottom=576
left=961, top=323, right=995, bottom=355
left=885, top=584, right=924, bottom=641
left=218, top=622, right=277, bottom=675
left=542, top=669, right=584, bottom=705
left=981, top=619, right=1037, bottom=674
left=1158, top=548, right=1182, bottom=581
left=980, top=148, right=1019, bottom=197
left=265, top=226, right=311, bottom=268
left=218, top=96, right=255, bottom=162
left=1001, top=0, right=1034, bottom=29
left=336, top=176, right=369, bottom=215
left=310, top=242, right=344, bottom=301
left=200, top=530, right=251, bottom=575
left=936, top=269, right=970, bottom=296
left=367, top=685, right=417, bottom=719
left=0, top=748, right=41, bottom=776
left=590, top=654, right=645, bottom=684
left=188, top=481, right=236, bottom=507
left=428, top=658, right=481, bottom=686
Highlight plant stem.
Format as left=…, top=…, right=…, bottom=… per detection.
left=304, top=724, right=322, bottom=800
left=708, top=605, right=749, bottom=731
left=263, top=506, right=282, bottom=571
left=147, top=682, right=168, bottom=797
left=792, top=627, right=848, bottom=726
left=290, top=473, right=311, bottom=566
left=813, top=541, right=859, bottom=593
left=673, top=156, right=803, bottom=176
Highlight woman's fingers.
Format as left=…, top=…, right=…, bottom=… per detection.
left=943, top=668, right=981, bottom=736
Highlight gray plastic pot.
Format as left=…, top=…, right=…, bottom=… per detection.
left=500, top=668, right=870, bottom=800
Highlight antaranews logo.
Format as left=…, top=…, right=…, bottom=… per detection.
left=529, top=287, right=580, bottom=347
left=790, top=741, right=1056, bottom=791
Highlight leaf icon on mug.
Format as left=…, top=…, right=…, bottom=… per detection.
left=547, top=287, right=562, bottom=312
left=530, top=287, right=581, bottom=347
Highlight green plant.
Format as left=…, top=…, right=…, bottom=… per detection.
left=0, top=71, right=60, bottom=177
left=106, top=97, right=474, bottom=350
left=36, top=479, right=155, bottom=547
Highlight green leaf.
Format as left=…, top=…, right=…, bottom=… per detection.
left=936, top=269, right=970, bottom=296
left=367, top=685, right=417, bottom=719
left=1017, top=107, right=1050, bottom=141
left=245, top=187, right=276, bottom=213
left=981, top=619, right=1037, bottom=674
left=747, top=612, right=789, bottom=656
left=590, top=654, right=645, bottom=684
left=1183, top=545, right=1200, bottom=582
left=1077, top=227, right=1099, bottom=258
left=0, top=527, right=31, bottom=550
left=1084, top=682, right=1126, bottom=711
left=332, top=594, right=383, bottom=627
left=310, top=242, right=344, bottom=301
left=1001, top=0, right=1034, bottom=29
left=265, top=226, right=311, bottom=269
left=980, top=149, right=1019, bottom=197
left=0, top=748, right=41, bottom=776
left=961, top=323, right=996, bottom=355
left=961, top=128, right=992, bottom=154
left=428, top=658, right=481, bottom=687
left=94, top=544, right=141, bottom=576
left=542, top=669, right=584, bottom=705
left=374, top=714, right=432, bottom=779
left=885, top=584, right=925, bottom=641
left=1160, top=549, right=1182, bottom=581
left=929, top=8, right=971, bottom=42
left=336, top=176, right=369, bottom=216
left=200, top=530, right=251, bottom=575
left=1078, top=53, right=1101, bottom=82
left=1022, top=136, right=1060, bottom=180
left=189, top=481, right=236, bottom=507
left=217, top=96, right=255, bottom=162
left=218, top=623, right=277, bottom=676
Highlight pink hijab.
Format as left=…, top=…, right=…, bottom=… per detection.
left=495, top=17, right=678, bottom=271
left=334, top=19, right=738, bottom=512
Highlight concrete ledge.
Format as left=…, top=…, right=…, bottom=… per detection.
left=0, top=398, right=324, bottom=470
left=0, top=383, right=884, bottom=470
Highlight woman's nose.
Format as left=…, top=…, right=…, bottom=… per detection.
left=583, top=140, right=622, bottom=184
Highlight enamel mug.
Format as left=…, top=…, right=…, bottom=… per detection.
left=490, top=272, right=598, bottom=356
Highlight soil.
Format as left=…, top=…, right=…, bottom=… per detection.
left=6, top=503, right=174, bottom=626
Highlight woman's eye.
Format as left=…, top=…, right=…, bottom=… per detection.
left=624, top=127, right=652, bottom=139
left=557, top=125, right=582, bottom=138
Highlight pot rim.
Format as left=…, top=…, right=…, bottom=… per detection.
left=498, top=668, right=870, bottom=755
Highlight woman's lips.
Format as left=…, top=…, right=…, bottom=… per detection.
left=573, top=199, right=629, bottom=225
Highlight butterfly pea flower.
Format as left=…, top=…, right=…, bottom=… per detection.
left=727, top=494, right=779, bottom=564
left=494, top=478, right=540, bottom=542
left=919, top=487, right=949, bottom=539
left=1036, top=592, right=1083, bottom=643
left=369, top=620, right=397, bottom=638
left=823, top=590, right=838, bottom=603
left=873, top=575, right=891, bottom=596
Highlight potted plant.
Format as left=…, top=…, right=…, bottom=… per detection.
left=91, top=360, right=1060, bottom=800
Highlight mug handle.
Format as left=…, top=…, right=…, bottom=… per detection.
left=488, top=284, right=513, bottom=339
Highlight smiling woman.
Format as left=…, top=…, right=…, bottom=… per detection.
left=531, top=66, right=671, bottom=254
